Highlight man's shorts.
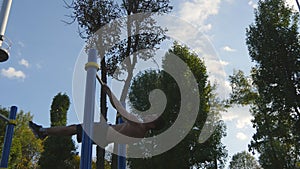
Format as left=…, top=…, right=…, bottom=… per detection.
left=76, top=122, right=109, bottom=147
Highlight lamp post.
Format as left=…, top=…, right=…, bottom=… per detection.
left=0, top=0, right=12, bottom=62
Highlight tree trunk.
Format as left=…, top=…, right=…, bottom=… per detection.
left=111, top=146, right=118, bottom=169
left=97, top=58, right=108, bottom=169
left=214, top=158, right=217, bottom=169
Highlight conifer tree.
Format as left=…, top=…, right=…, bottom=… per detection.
left=38, top=93, right=77, bottom=169
left=229, top=1, right=300, bottom=168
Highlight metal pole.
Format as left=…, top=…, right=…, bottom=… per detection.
left=80, top=49, right=98, bottom=169
left=0, top=0, right=12, bottom=45
left=117, top=102, right=126, bottom=169
left=0, top=106, right=17, bottom=168
left=0, top=113, right=10, bottom=122
left=118, top=117, right=126, bottom=169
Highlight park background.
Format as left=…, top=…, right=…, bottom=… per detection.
left=0, top=0, right=298, bottom=168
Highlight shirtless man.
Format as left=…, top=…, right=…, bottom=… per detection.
left=29, top=81, right=165, bottom=146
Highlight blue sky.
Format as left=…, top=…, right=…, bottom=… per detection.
left=0, top=0, right=298, bottom=167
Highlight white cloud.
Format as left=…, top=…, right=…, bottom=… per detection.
left=248, top=0, right=258, bottom=9
left=285, top=0, right=299, bottom=10
left=16, top=41, right=25, bottom=57
left=222, top=46, right=236, bottom=52
left=178, top=0, right=221, bottom=32
left=205, top=57, right=231, bottom=98
left=19, top=59, right=30, bottom=68
left=1, top=67, right=26, bottom=79
left=206, top=59, right=227, bottom=77
left=220, top=60, right=229, bottom=66
left=105, top=143, right=114, bottom=152
left=236, top=132, right=248, bottom=140
left=222, top=113, right=238, bottom=121
left=17, top=41, right=25, bottom=48
left=222, top=106, right=253, bottom=129
left=236, top=116, right=252, bottom=129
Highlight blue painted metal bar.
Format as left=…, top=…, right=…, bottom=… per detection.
left=0, top=113, right=10, bottom=123
left=117, top=102, right=126, bottom=169
left=80, top=49, right=98, bottom=169
left=118, top=116, right=126, bottom=169
left=0, top=106, right=17, bottom=168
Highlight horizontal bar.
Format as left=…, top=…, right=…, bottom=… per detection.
left=0, top=113, right=9, bottom=122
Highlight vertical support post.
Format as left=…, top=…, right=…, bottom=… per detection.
left=0, top=106, right=17, bottom=168
left=0, top=0, right=13, bottom=45
left=80, top=49, right=98, bottom=169
left=117, top=102, right=126, bottom=169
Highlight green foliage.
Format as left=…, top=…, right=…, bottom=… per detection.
left=69, top=0, right=120, bottom=39
left=127, top=43, right=227, bottom=169
left=0, top=107, right=43, bottom=169
left=228, top=0, right=300, bottom=168
left=229, top=70, right=257, bottom=105
left=68, top=0, right=172, bottom=77
left=0, top=107, right=9, bottom=145
left=229, top=151, right=261, bottom=169
left=129, top=70, right=162, bottom=112
left=38, top=93, right=77, bottom=169
left=50, top=93, right=71, bottom=126
left=65, top=155, right=111, bottom=169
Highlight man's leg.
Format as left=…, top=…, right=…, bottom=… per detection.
left=45, top=125, right=77, bottom=136
left=29, top=121, right=78, bottom=139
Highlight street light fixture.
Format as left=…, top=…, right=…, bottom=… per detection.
left=0, top=0, right=13, bottom=62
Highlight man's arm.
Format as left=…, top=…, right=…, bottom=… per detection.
left=97, top=75, right=141, bottom=124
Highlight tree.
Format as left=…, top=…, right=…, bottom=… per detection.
left=38, top=93, right=77, bottom=169
left=229, top=151, right=261, bottom=169
left=0, top=107, right=43, bottom=169
left=127, top=43, right=227, bottom=169
left=247, top=1, right=300, bottom=168
left=229, top=0, right=300, bottom=168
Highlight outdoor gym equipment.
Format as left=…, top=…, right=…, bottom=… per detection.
left=0, top=106, right=17, bottom=169
left=80, top=49, right=126, bottom=169
left=80, top=49, right=98, bottom=169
